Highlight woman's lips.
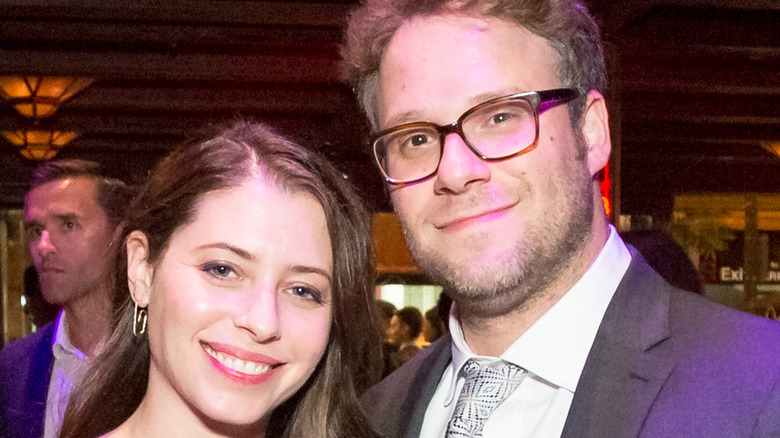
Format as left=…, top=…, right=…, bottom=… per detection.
left=202, top=342, right=282, bottom=384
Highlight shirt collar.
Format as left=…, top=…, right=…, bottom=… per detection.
left=52, top=310, right=89, bottom=361
left=446, top=225, right=632, bottom=403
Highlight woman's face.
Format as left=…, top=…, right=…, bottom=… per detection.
left=127, top=176, right=333, bottom=432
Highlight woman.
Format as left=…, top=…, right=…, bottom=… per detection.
left=60, top=121, right=381, bottom=437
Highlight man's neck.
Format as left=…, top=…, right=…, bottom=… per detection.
left=62, top=288, right=112, bottom=358
left=459, top=222, right=611, bottom=357
left=458, top=278, right=570, bottom=357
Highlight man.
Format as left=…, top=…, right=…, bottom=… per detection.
left=23, top=266, right=60, bottom=328
left=343, top=1, right=780, bottom=437
left=376, top=299, right=401, bottom=377
left=0, top=160, right=132, bottom=438
left=389, top=306, right=424, bottom=368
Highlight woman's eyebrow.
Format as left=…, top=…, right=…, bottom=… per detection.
left=195, top=243, right=332, bottom=281
left=195, top=242, right=254, bottom=261
left=291, top=265, right=332, bottom=283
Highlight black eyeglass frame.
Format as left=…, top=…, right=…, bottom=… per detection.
left=370, top=88, right=580, bottom=185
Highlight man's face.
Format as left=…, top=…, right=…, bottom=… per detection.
left=377, top=15, right=600, bottom=314
left=388, top=315, right=410, bottom=345
left=24, top=177, right=116, bottom=307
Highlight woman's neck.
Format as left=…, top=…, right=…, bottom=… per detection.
left=108, top=380, right=268, bottom=438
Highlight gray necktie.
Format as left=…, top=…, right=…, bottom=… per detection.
left=445, top=359, right=527, bottom=437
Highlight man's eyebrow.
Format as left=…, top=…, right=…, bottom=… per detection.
left=55, top=213, right=79, bottom=223
left=195, top=242, right=255, bottom=261
left=385, top=109, right=425, bottom=128
left=384, top=90, right=519, bottom=128
left=470, top=90, right=517, bottom=104
left=23, top=213, right=80, bottom=230
left=23, top=220, right=40, bottom=230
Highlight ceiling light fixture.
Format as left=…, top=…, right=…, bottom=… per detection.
left=1, top=130, right=78, bottom=160
left=763, top=141, right=780, bottom=158
left=0, top=76, right=93, bottom=160
left=0, top=76, right=94, bottom=118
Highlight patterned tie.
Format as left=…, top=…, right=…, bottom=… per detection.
left=445, top=359, right=527, bottom=438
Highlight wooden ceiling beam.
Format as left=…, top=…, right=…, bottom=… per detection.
left=623, top=120, right=780, bottom=143
left=621, top=145, right=776, bottom=162
left=621, top=92, right=778, bottom=122
left=0, top=1, right=354, bottom=27
left=65, top=85, right=355, bottom=115
left=619, top=7, right=779, bottom=47
left=0, top=20, right=342, bottom=53
left=0, top=112, right=339, bottom=135
left=620, top=61, right=780, bottom=94
left=592, top=0, right=780, bottom=39
left=0, top=49, right=341, bottom=82
left=666, top=0, right=780, bottom=10
left=622, top=138, right=773, bottom=153
left=623, top=154, right=780, bottom=166
left=622, top=80, right=780, bottom=96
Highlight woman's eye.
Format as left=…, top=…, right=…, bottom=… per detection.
left=201, top=262, right=238, bottom=279
left=290, top=286, right=323, bottom=304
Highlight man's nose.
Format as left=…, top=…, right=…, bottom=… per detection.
left=433, top=133, right=491, bottom=195
left=37, top=230, right=56, bottom=255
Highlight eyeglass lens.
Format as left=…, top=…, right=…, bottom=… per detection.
left=375, top=98, right=538, bottom=183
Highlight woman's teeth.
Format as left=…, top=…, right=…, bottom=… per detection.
left=204, top=345, right=272, bottom=375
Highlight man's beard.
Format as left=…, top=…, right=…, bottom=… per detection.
left=402, top=169, right=596, bottom=319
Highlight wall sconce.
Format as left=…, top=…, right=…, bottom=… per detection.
left=0, top=76, right=94, bottom=118
left=1, top=130, right=78, bottom=160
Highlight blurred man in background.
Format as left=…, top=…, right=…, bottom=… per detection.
left=1, top=160, right=132, bottom=438
left=388, top=306, right=423, bottom=369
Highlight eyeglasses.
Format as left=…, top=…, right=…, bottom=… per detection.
left=371, top=88, right=580, bottom=184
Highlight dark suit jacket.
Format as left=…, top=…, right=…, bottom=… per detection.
left=0, top=322, right=55, bottom=438
left=361, top=253, right=780, bottom=437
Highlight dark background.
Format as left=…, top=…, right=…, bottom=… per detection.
left=1, top=0, right=778, bottom=220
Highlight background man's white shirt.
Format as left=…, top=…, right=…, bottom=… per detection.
left=43, top=311, right=91, bottom=438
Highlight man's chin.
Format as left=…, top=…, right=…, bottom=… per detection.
left=424, top=254, right=514, bottom=295
left=40, top=288, right=69, bottom=307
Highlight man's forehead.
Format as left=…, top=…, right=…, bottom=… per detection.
left=25, top=177, right=100, bottom=215
left=378, top=14, right=559, bottom=127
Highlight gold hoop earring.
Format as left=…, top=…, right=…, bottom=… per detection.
left=133, top=302, right=148, bottom=337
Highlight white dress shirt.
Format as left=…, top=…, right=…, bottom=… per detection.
left=43, top=310, right=91, bottom=438
left=419, top=225, right=632, bottom=437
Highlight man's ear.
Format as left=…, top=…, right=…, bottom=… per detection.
left=126, top=230, right=153, bottom=307
left=581, top=90, right=612, bottom=177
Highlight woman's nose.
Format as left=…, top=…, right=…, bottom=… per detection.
left=232, top=285, right=281, bottom=343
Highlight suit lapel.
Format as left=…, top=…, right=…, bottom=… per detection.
left=361, top=333, right=454, bottom=438
left=562, top=250, right=675, bottom=438
left=404, top=335, right=453, bottom=438
left=26, top=323, right=55, bottom=438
